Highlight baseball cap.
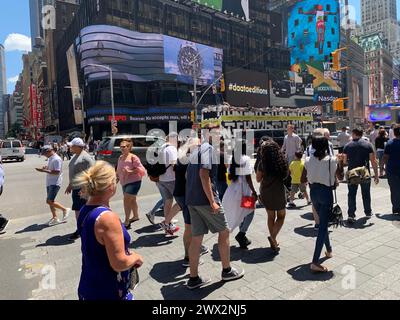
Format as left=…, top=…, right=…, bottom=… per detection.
left=41, top=145, right=53, bottom=154
left=67, top=138, right=85, bottom=147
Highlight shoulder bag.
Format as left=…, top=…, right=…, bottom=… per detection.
left=329, top=158, right=344, bottom=228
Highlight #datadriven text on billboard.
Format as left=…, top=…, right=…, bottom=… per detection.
left=163, top=36, right=223, bottom=86
left=190, top=0, right=249, bottom=21
left=271, top=0, right=341, bottom=107
left=224, top=67, right=269, bottom=108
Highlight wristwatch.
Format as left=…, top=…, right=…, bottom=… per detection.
left=177, top=41, right=203, bottom=77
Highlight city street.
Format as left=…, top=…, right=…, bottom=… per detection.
left=1, top=154, right=400, bottom=300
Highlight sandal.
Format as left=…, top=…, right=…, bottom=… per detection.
left=325, top=251, right=333, bottom=259
left=124, top=222, right=132, bottom=230
left=129, top=217, right=140, bottom=223
left=268, top=236, right=280, bottom=252
left=310, top=263, right=328, bottom=273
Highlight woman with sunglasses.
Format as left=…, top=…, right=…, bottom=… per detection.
left=116, top=138, right=146, bottom=229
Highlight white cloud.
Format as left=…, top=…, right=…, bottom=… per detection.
left=8, top=75, right=19, bottom=84
left=4, top=33, right=31, bottom=52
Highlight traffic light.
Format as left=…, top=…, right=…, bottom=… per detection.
left=190, top=111, right=195, bottom=122
left=333, top=97, right=349, bottom=111
left=329, top=50, right=341, bottom=71
left=220, top=77, right=226, bottom=93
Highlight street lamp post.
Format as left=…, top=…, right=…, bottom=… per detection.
left=65, top=86, right=85, bottom=137
left=85, top=64, right=116, bottom=135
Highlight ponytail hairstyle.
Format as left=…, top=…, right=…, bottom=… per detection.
left=73, top=161, right=116, bottom=197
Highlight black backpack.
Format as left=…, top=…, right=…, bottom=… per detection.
left=144, top=144, right=171, bottom=182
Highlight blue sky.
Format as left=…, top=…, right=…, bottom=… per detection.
left=0, top=0, right=30, bottom=94
left=0, top=1, right=399, bottom=94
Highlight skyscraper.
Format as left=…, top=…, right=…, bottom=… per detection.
left=361, top=0, right=397, bottom=24
left=361, top=0, right=400, bottom=60
left=0, top=44, right=7, bottom=138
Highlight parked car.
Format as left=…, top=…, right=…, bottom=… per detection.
left=274, top=80, right=296, bottom=98
left=0, top=139, right=25, bottom=162
left=329, top=134, right=340, bottom=149
left=96, top=135, right=166, bottom=167
left=304, top=83, right=314, bottom=96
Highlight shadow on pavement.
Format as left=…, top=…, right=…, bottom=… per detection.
left=36, top=234, right=75, bottom=247
left=160, top=280, right=225, bottom=300
left=15, top=224, right=49, bottom=234
left=134, top=225, right=162, bottom=235
left=294, top=224, right=317, bottom=238
left=210, top=244, right=277, bottom=264
left=149, top=260, right=188, bottom=284
left=130, top=234, right=178, bottom=249
left=343, top=217, right=374, bottom=229
left=210, top=244, right=242, bottom=262
left=375, top=213, right=400, bottom=221
left=300, top=212, right=315, bottom=221
left=241, top=247, right=278, bottom=264
left=287, top=264, right=335, bottom=282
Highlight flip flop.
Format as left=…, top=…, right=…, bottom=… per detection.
left=310, top=263, right=328, bottom=273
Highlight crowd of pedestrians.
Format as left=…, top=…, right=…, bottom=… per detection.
left=5, top=122, right=398, bottom=299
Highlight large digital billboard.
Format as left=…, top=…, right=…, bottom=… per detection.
left=190, top=0, right=250, bottom=21
left=163, top=36, right=223, bottom=86
left=77, top=25, right=223, bottom=86
left=274, top=0, right=342, bottom=107
left=224, top=66, right=269, bottom=108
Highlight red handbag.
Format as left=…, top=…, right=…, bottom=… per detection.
left=241, top=196, right=256, bottom=209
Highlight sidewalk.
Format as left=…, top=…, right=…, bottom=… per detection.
left=2, top=182, right=400, bottom=300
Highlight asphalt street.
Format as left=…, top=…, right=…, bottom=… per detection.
left=1, top=153, right=160, bottom=220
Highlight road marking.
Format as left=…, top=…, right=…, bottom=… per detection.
left=8, top=192, right=162, bottom=224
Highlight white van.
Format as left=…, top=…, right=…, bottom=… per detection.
left=0, top=139, right=26, bottom=162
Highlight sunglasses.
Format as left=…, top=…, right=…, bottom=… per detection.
left=120, top=145, right=129, bottom=149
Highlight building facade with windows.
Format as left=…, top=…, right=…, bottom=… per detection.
left=55, top=0, right=289, bottom=138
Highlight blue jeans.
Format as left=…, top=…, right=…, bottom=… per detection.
left=216, top=180, right=228, bottom=199
left=150, top=199, right=164, bottom=215
left=347, top=181, right=372, bottom=218
left=239, top=211, right=255, bottom=233
left=388, top=175, right=400, bottom=214
left=310, top=184, right=333, bottom=264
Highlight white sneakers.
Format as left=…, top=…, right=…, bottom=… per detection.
left=48, top=217, right=61, bottom=226
left=63, top=208, right=72, bottom=222
left=48, top=208, right=71, bottom=226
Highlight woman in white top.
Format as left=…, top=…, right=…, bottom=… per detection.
left=303, top=136, right=339, bottom=273
left=222, top=140, right=258, bottom=249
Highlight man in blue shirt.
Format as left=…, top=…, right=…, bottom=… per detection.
left=343, top=128, right=379, bottom=223
left=384, top=125, right=400, bottom=215
left=185, top=125, right=244, bottom=289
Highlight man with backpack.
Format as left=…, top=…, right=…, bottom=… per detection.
left=147, top=133, right=180, bottom=235
left=342, top=128, right=379, bottom=224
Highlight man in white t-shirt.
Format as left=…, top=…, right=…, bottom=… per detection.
left=389, top=123, right=396, bottom=141
left=157, top=133, right=180, bottom=235
left=282, top=124, right=303, bottom=164
left=36, top=145, right=71, bottom=226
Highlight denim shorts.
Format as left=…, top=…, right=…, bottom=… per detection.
left=377, top=150, right=385, bottom=162
left=157, top=181, right=175, bottom=201
left=122, top=181, right=142, bottom=196
left=175, top=196, right=191, bottom=225
left=47, top=185, right=61, bottom=202
left=72, top=189, right=87, bottom=211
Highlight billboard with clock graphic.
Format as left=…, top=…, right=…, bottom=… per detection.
left=163, top=35, right=223, bottom=86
